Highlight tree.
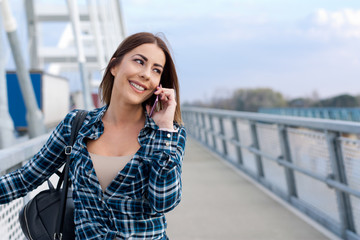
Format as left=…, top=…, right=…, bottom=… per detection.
left=184, top=89, right=360, bottom=110
left=288, top=98, right=313, bottom=107
left=312, top=94, right=358, bottom=107
left=232, top=88, right=287, bottom=112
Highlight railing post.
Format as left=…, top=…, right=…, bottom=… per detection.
left=98, top=1, right=113, bottom=59
left=190, top=112, right=196, bottom=136
left=208, top=115, right=217, bottom=151
left=325, top=131, right=355, bottom=238
left=218, top=117, right=228, bottom=157
left=231, top=118, right=243, bottom=165
left=201, top=113, right=209, bottom=146
left=195, top=112, right=202, bottom=142
left=191, top=111, right=197, bottom=138
left=67, top=0, right=94, bottom=110
left=24, top=0, right=40, bottom=69
left=0, top=16, right=15, bottom=149
left=113, top=0, right=126, bottom=39
left=250, top=121, right=264, bottom=178
left=88, top=0, right=107, bottom=70
left=277, top=125, right=297, bottom=200
left=0, top=0, right=46, bottom=138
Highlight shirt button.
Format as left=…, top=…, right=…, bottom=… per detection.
left=167, top=133, right=171, bottom=138
left=119, top=176, right=124, bottom=181
left=165, top=142, right=170, bottom=147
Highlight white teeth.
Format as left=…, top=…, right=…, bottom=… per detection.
left=130, top=82, right=145, bottom=91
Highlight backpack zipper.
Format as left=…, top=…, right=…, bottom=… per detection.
left=23, top=203, right=34, bottom=240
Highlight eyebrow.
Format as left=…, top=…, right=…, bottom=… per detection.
left=134, top=54, right=164, bottom=69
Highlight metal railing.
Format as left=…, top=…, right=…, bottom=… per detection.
left=0, top=134, right=49, bottom=240
left=259, top=107, right=360, bottom=122
left=1, top=107, right=360, bottom=239
left=183, top=106, right=360, bottom=240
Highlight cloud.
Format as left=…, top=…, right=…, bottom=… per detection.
left=316, top=8, right=360, bottom=27
left=123, top=0, right=273, bottom=46
left=306, top=8, right=360, bottom=39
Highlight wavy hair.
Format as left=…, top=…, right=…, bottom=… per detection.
left=99, top=32, right=182, bottom=124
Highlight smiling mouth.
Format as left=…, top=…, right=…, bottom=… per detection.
left=129, top=81, right=146, bottom=91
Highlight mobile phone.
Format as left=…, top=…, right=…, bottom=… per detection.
left=149, top=95, right=158, bottom=117
left=149, top=84, right=161, bottom=117
left=149, top=93, right=159, bottom=117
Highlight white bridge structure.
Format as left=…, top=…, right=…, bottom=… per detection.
left=25, top=0, right=126, bottom=109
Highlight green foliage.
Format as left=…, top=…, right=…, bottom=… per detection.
left=185, top=88, right=360, bottom=111
left=312, top=94, right=358, bottom=107
left=232, top=88, right=287, bottom=112
left=288, top=98, right=315, bottom=108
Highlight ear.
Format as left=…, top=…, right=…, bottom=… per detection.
left=110, top=66, right=117, bottom=77
left=110, top=58, right=117, bottom=76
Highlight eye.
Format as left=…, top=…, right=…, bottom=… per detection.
left=134, top=59, right=144, bottom=65
left=153, top=68, right=162, bottom=74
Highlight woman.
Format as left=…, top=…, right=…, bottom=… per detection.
left=0, top=32, right=186, bottom=239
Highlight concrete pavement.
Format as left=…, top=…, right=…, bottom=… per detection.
left=166, top=137, right=334, bottom=240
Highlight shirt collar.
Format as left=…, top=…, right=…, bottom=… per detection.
left=144, top=110, right=159, bottom=131
left=85, top=105, right=108, bottom=127
left=90, top=104, right=159, bottom=131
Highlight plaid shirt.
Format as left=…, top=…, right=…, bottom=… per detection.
left=0, top=106, right=186, bottom=239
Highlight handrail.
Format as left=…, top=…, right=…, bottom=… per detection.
left=0, top=133, right=50, bottom=239
left=259, top=107, right=360, bottom=122
left=0, top=133, right=49, bottom=172
left=184, top=106, right=360, bottom=133
left=183, top=106, right=360, bottom=240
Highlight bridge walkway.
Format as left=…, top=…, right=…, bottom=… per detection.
left=166, top=137, right=337, bottom=240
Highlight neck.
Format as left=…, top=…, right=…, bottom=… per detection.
left=104, top=101, right=145, bottom=127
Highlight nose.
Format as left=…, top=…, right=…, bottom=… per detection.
left=140, top=67, right=151, bottom=80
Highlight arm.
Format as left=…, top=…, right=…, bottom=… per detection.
left=0, top=111, right=76, bottom=204
left=147, top=125, right=186, bottom=213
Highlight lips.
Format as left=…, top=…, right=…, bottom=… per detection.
left=129, top=81, right=147, bottom=92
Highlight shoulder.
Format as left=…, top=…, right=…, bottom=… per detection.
left=65, top=106, right=106, bottom=126
left=62, top=109, right=84, bottom=127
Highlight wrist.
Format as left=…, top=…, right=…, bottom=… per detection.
left=157, top=121, right=173, bottom=129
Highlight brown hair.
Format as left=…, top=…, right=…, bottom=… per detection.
left=99, top=32, right=182, bottom=124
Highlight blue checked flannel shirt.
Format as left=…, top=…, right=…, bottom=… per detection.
left=0, top=105, right=186, bottom=239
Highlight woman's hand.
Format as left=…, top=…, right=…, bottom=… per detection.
left=146, top=85, right=176, bottom=129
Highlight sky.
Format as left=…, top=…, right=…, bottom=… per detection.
left=3, top=0, right=360, bottom=103
left=121, top=0, right=360, bottom=103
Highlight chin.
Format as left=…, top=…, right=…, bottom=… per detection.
left=128, top=97, right=148, bottom=107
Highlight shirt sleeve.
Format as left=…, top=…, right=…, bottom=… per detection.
left=0, top=110, right=76, bottom=204
left=147, top=124, right=186, bottom=213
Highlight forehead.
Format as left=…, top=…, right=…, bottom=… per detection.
left=127, top=43, right=166, bottom=66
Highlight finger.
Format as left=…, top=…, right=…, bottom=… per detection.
left=154, top=86, right=162, bottom=93
left=160, top=93, right=168, bottom=101
left=154, top=86, right=166, bottom=95
left=161, top=88, right=174, bottom=95
left=160, top=90, right=174, bottom=101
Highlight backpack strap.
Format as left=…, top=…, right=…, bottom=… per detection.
left=55, top=110, right=87, bottom=190
left=54, top=110, right=88, bottom=240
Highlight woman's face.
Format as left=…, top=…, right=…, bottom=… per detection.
left=110, top=43, right=166, bottom=106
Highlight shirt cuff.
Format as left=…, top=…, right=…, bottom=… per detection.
left=151, top=129, right=181, bottom=174
left=158, top=127, right=178, bottom=133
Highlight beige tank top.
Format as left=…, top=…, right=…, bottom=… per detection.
left=89, top=152, right=133, bottom=191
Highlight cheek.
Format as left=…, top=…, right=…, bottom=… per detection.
left=151, top=77, right=161, bottom=88
left=145, top=92, right=154, bottom=100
